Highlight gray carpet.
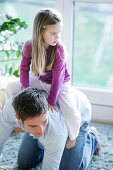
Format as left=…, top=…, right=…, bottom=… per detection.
left=0, top=123, right=113, bottom=170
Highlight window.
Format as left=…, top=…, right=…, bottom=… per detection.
left=72, top=2, right=113, bottom=90
left=58, top=0, right=113, bottom=124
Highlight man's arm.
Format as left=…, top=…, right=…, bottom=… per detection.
left=40, top=110, right=68, bottom=170
left=42, top=136, right=67, bottom=170
left=0, top=96, right=16, bottom=155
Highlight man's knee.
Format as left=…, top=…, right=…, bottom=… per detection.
left=17, top=153, right=35, bottom=169
left=17, top=146, right=44, bottom=169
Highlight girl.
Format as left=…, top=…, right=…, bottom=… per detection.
left=6, top=9, right=81, bottom=149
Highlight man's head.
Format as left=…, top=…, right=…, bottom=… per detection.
left=12, top=88, right=48, bottom=136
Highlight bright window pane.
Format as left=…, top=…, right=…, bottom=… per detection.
left=72, top=2, right=113, bottom=90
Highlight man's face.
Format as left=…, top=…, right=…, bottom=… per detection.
left=23, top=113, right=48, bottom=137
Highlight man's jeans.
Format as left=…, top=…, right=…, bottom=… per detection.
left=18, top=122, right=98, bottom=170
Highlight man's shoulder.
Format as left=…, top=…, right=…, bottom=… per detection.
left=39, top=110, right=68, bottom=149
left=47, top=110, right=68, bottom=136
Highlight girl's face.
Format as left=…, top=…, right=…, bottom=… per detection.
left=43, top=23, right=62, bottom=49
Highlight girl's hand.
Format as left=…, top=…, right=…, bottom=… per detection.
left=48, top=103, right=57, bottom=112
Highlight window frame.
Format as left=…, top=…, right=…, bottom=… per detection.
left=56, top=0, right=113, bottom=124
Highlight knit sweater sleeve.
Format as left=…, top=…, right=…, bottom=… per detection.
left=47, top=44, right=66, bottom=106
left=20, top=40, right=32, bottom=89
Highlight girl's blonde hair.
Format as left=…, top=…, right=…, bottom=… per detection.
left=32, top=9, right=62, bottom=75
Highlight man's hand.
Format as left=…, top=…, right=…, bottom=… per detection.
left=48, top=103, right=57, bottom=112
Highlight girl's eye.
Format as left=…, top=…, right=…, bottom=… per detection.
left=51, top=33, right=55, bottom=36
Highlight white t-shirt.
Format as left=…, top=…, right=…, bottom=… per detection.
left=0, top=88, right=91, bottom=170
left=15, top=103, right=68, bottom=170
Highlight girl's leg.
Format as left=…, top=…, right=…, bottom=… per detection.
left=18, top=131, right=44, bottom=169
left=29, top=75, right=50, bottom=93
left=57, top=82, right=81, bottom=144
left=5, top=75, right=50, bottom=101
left=5, top=77, right=21, bottom=101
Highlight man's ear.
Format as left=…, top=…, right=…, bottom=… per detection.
left=15, top=114, right=21, bottom=121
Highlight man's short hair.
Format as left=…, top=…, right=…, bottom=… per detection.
left=12, top=88, right=48, bottom=122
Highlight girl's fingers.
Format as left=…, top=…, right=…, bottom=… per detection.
left=48, top=104, right=58, bottom=112
left=53, top=106, right=58, bottom=112
left=51, top=107, right=54, bottom=113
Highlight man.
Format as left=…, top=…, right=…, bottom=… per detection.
left=0, top=87, right=101, bottom=170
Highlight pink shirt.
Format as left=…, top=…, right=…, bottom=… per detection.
left=20, top=40, right=70, bottom=106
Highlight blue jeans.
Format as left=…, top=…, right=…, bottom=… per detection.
left=18, top=122, right=98, bottom=170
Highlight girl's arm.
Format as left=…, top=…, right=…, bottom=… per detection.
left=20, top=40, right=32, bottom=89
left=47, top=44, right=69, bottom=106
